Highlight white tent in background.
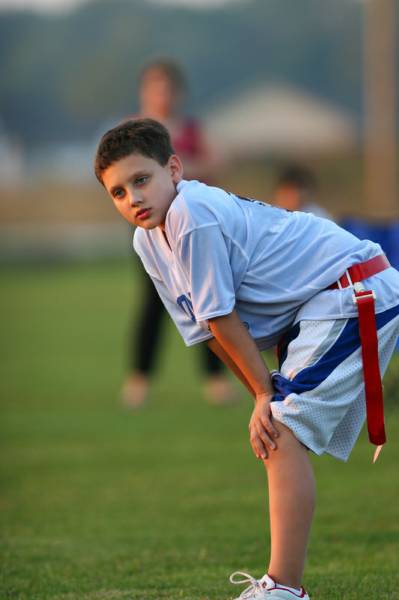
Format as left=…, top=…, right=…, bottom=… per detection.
left=204, top=84, right=357, bottom=157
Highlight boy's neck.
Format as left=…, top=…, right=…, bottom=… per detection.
left=158, top=180, right=183, bottom=233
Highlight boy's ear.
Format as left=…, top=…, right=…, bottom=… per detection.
left=168, top=154, right=184, bottom=183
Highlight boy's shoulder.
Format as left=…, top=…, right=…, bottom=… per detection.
left=166, top=179, right=222, bottom=236
left=172, top=178, right=216, bottom=208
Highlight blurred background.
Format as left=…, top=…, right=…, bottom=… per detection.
left=1, top=1, right=399, bottom=599
left=0, top=0, right=398, bottom=263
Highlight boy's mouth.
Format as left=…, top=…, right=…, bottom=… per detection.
left=136, top=208, right=152, bottom=220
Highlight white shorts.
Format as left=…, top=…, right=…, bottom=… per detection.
left=270, top=304, right=399, bottom=461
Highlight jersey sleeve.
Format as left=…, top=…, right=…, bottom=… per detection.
left=150, top=276, right=213, bottom=347
left=176, top=224, right=236, bottom=323
left=133, top=229, right=213, bottom=347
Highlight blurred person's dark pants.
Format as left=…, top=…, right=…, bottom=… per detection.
left=129, top=266, right=223, bottom=375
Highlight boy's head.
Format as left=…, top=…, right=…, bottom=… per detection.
left=94, top=118, right=183, bottom=230
left=95, top=118, right=174, bottom=184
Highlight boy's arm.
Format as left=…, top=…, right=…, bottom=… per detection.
left=207, top=337, right=256, bottom=398
left=207, top=309, right=279, bottom=459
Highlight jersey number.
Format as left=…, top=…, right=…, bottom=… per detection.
left=177, top=293, right=196, bottom=322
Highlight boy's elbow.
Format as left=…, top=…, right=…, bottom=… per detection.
left=208, top=309, right=236, bottom=325
left=207, top=310, right=236, bottom=334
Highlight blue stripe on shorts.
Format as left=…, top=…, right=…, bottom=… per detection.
left=272, top=303, right=399, bottom=403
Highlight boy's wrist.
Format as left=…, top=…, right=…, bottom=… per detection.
left=255, top=391, right=274, bottom=403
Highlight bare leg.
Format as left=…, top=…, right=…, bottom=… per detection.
left=263, top=421, right=316, bottom=590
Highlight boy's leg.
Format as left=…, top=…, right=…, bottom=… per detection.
left=263, top=421, right=316, bottom=590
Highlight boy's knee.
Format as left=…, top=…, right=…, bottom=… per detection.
left=262, top=421, right=308, bottom=464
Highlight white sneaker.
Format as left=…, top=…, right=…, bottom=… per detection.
left=229, top=571, right=310, bottom=599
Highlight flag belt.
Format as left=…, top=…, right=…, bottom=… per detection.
left=329, top=254, right=391, bottom=461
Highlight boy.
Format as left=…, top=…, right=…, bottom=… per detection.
left=94, top=118, right=399, bottom=599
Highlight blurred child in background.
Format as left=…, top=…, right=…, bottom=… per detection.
left=273, top=164, right=332, bottom=220
left=122, top=59, right=235, bottom=408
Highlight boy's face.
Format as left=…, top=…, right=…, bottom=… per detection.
left=102, top=153, right=183, bottom=230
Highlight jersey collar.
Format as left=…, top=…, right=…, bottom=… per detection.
left=176, top=179, right=189, bottom=194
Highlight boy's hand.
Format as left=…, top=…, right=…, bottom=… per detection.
left=249, top=393, right=279, bottom=459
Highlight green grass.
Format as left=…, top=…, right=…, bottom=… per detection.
left=1, top=260, right=399, bottom=600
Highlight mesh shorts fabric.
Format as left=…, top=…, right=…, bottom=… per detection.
left=270, top=305, right=399, bottom=461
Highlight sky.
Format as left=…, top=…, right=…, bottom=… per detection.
left=0, top=0, right=235, bottom=13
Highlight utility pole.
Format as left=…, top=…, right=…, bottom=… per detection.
left=363, top=0, right=397, bottom=219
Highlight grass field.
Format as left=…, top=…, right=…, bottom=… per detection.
left=1, top=259, right=399, bottom=600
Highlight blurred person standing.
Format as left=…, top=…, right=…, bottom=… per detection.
left=273, top=164, right=332, bottom=220
left=122, top=59, right=235, bottom=408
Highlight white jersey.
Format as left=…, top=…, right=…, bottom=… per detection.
left=133, top=180, right=399, bottom=349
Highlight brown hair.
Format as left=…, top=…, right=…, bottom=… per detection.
left=94, top=118, right=174, bottom=184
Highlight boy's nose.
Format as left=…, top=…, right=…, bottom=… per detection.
left=129, top=193, right=141, bottom=207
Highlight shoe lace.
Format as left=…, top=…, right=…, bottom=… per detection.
left=229, top=571, right=264, bottom=599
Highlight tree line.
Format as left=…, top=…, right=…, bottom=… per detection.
left=0, top=0, right=397, bottom=147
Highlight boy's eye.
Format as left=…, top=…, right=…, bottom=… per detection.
left=135, top=175, right=149, bottom=186
left=113, top=188, right=125, bottom=199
